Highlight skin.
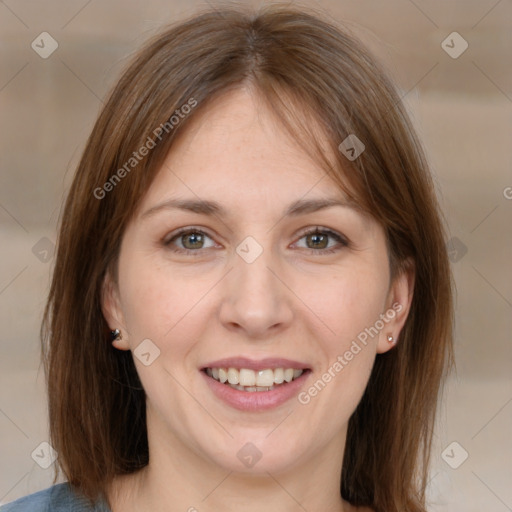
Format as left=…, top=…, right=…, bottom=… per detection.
left=102, top=86, right=414, bottom=512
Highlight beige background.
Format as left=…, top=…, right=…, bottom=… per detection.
left=1, top=0, right=511, bottom=510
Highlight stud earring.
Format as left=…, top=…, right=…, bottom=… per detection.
left=387, top=334, right=396, bottom=345
left=111, top=329, right=122, bottom=341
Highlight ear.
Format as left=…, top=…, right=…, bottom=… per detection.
left=376, top=260, right=415, bottom=354
left=101, top=270, right=130, bottom=351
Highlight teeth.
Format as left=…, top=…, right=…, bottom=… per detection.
left=227, top=368, right=239, bottom=385
left=274, top=368, right=284, bottom=384
left=206, top=366, right=305, bottom=391
left=218, top=368, right=228, bottom=383
left=239, top=369, right=256, bottom=386
left=256, top=369, right=274, bottom=387
left=284, top=368, right=294, bottom=382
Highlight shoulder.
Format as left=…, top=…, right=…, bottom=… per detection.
left=0, top=482, right=111, bottom=512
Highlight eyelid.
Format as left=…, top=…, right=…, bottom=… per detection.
left=164, top=226, right=219, bottom=248
left=291, top=226, right=349, bottom=253
left=294, top=226, right=348, bottom=244
left=163, top=225, right=349, bottom=255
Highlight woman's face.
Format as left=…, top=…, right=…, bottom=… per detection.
left=103, top=87, right=412, bottom=476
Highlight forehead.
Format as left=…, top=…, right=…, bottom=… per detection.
left=141, top=87, right=345, bottom=209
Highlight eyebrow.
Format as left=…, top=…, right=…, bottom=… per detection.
left=141, top=197, right=359, bottom=220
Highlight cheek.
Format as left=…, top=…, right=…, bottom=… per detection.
left=315, top=268, right=388, bottom=401
left=117, top=254, right=173, bottom=339
left=294, top=263, right=389, bottom=345
left=297, top=273, right=383, bottom=416
left=118, top=255, right=217, bottom=346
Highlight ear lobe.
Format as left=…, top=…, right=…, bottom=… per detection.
left=101, top=271, right=130, bottom=351
left=376, top=260, right=415, bottom=354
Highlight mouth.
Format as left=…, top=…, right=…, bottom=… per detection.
left=200, top=357, right=311, bottom=411
left=202, top=367, right=308, bottom=392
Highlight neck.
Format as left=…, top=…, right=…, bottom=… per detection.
left=107, top=423, right=351, bottom=512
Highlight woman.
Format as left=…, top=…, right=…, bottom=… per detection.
left=1, top=4, right=454, bottom=512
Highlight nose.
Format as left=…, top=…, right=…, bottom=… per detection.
left=218, top=243, right=294, bottom=339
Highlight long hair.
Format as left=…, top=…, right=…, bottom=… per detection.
left=41, top=4, right=454, bottom=511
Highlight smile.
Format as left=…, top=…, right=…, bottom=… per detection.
left=204, top=367, right=304, bottom=392
left=200, top=357, right=311, bottom=410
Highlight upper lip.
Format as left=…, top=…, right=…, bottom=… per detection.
left=201, top=357, right=310, bottom=371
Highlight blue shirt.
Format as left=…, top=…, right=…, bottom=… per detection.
left=0, top=483, right=111, bottom=511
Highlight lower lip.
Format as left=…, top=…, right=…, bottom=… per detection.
left=201, top=370, right=310, bottom=411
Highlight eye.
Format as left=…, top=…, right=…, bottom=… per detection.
left=293, top=227, right=348, bottom=255
left=164, top=228, right=217, bottom=253
left=164, top=226, right=348, bottom=256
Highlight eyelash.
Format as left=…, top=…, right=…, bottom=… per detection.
left=164, top=226, right=349, bottom=256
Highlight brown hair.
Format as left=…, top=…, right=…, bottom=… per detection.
left=41, top=4, right=454, bottom=511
